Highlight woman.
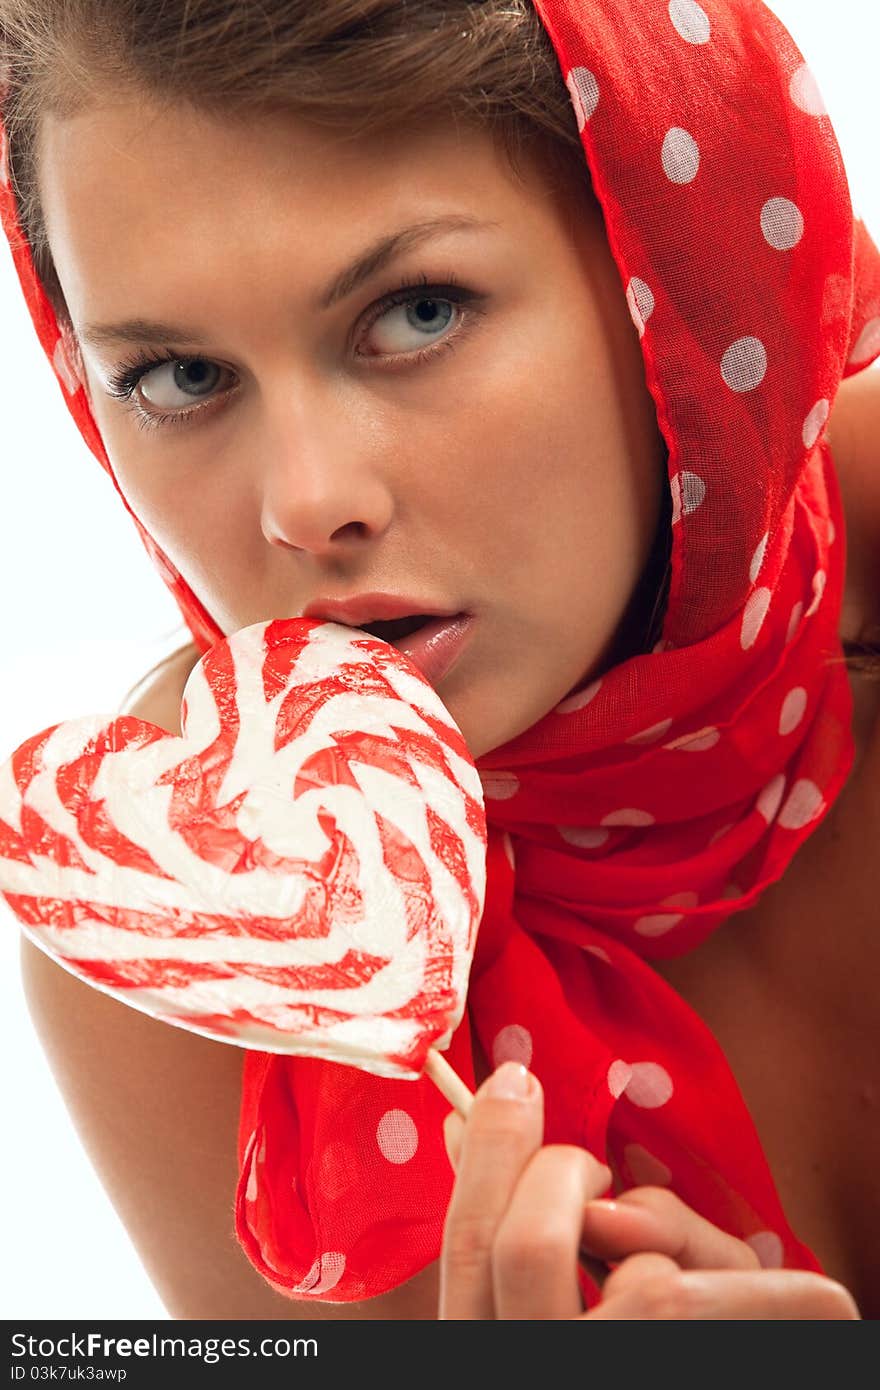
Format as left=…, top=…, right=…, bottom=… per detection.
left=1, top=0, right=877, bottom=1318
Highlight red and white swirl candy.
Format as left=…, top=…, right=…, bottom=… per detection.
left=0, top=618, right=487, bottom=1079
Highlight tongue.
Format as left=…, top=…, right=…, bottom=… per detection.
left=362, top=614, right=434, bottom=642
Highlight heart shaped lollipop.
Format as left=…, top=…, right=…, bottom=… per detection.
left=0, top=618, right=487, bottom=1085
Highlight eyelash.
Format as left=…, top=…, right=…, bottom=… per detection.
left=104, top=270, right=485, bottom=433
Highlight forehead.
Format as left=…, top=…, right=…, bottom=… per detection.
left=36, top=95, right=572, bottom=315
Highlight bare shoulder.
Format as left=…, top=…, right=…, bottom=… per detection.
left=18, top=643, right=439, bottom=1319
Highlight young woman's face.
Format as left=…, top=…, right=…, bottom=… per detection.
left=38, top=95, right=666, bottom=758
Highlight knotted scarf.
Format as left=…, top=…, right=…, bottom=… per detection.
left=2, top=0, right=880, bottom=1305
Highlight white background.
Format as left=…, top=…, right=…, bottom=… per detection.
left=1, top=1, right=878, bottom=1320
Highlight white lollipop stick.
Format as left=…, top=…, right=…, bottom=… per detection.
left=424, top=1048, right=474, bottom=1118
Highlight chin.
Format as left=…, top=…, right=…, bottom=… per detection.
left=452, top=698, right=532, bottom=762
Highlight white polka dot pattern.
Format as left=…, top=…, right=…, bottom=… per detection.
left=668, top=0, right=711, bottom=45
left=245, top=1128, right=262, bottom=1205
left=741, top=588, right=772, bottom=650
left=708, top=822, right=734, bottom=846
left=662, top=127, right=700, bottom=185
left=585, top=944, right=612, bottom=964
left=623, top=1063, right=675, bottom=1109
left=480, top=771, right=520, bottom=799
left=778, top=779, right=825, bottom=830
left=670, top=470, right=707, bottom=525
left=559, top=825, right=610, bottom=849
left=760, top=198, right=804, bottom=251
left=805, top=569, right=826, bottom=618
left=53, top=337, right=81, bottom=396
left=803, top=399, right=830, bottom=449
left=721, top=337, right=768, bottom=393
left=607, top=1060, right=633, bottom=1099
left=290, top=1252, right=347, bottom=1296
left=749, top=532, right=769, bottom=585
left=376, top=1109, right=419, bottom=1164
left=786, top=601, right=804, bottom=644
left=601, top=808, right=656, bottom=827
left=634, top=891, right=698, bottom=937
left=663, top=726, right=721, bottom=752
left=848, top=317, right=880, bottom=367
left=789, top=64, right=827, bottom=116
left=626, top=277, right=656, bottom=337
left=626, top=718, right=674, bottom=746
left=566, top=66, right=600, bottom=130
left=633, top=910, right=683, bottom=938
left=778, top=687, right=807, bottom=736
left=555, top=678, right=602, bottom=714
left=756, top=773, right=786, bottom=824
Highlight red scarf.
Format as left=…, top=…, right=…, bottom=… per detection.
left=2, top=0, right=880, bottom=1304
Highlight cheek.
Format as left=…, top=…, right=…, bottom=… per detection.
left=467, top=351, right=630, bottom=559
left=103, top=444, right=189, bottom=552
left=90, top=399, right=246, bottom=555
left=83, top=388, right=157, bottom=516
left=478, top=347, right=660, bottom=660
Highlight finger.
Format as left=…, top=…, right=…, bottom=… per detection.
left=581, top=1251, right=681, bottom=1318
left=492, top=1144, right=612, bottom=1320
left=582, top=1261, right=861, bottom=1320
left=439, top=1062, right=543, bottom=1320
left=445, top=1108, right=612, bottom=1301
left=443, top=1109, right=463, bottom=1171
left=580, top=1188, right=761, bottom=1270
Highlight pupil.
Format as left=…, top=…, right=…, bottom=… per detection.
left=174, top=359, right=217, bottom=396
left=411, top=298, right=452, bottom=331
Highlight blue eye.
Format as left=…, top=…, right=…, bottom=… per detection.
left=104, top=271, right=486, bottom=433
left=360, top=280, right=459, bottom=358
left=105, top=350, right=232, bottom=429
left=129, top=358, right=225, bottom=410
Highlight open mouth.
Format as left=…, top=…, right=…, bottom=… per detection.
left=359, top=614, right=435, bottom=642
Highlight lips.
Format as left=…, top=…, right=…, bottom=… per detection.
left=383, top=612, right=475, bottom=687
left=300, top=594, right=475, bottom=686
left=302, top=593, right=459, bottom=628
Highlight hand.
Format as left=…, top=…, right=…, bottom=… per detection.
left=439, top=1062, right=860, bottom=1320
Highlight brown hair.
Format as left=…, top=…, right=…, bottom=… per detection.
left=0, top=0, right=875, bottom=678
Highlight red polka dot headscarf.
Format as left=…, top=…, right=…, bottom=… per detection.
left=2, top=0, right=880, bottom=1305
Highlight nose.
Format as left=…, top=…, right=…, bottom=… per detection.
left=259, top=400, right=394, bottom=555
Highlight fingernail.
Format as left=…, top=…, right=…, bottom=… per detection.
left=484, top=1061, right=534, bottom=1099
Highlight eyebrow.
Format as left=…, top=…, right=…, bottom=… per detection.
left=78, top=214, right=499, bottom=351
